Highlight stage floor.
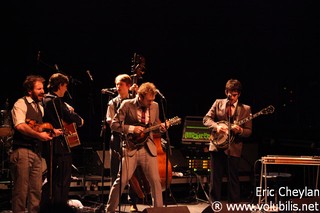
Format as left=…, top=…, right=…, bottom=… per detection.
left=0, top=202, right=249, bottom=213
left=0, top=173, right=254, bottom=213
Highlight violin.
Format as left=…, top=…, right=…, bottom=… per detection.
left=26, top=119, right=54, bottom=135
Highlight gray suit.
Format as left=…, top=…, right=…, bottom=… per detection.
left=106, top=97, right=163, bottom=212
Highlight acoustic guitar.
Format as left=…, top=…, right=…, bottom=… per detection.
left=62, top=121, right=81, bottom=149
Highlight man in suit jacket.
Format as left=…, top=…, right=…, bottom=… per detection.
left=106, top=82, right=166, bottom=212
left=203, top=79, right=252, bottom=203
left=40, top=73, right=84, bottom=209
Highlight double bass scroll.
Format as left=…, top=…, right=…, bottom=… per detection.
left=130, top=53, right=145, bottom=97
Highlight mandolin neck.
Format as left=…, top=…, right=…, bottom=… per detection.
left=143, top=123, right=162, bottom=134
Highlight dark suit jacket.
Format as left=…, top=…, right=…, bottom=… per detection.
left=203, top=98, right=252, bottom=157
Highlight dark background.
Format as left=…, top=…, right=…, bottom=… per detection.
left=1, top=1, right=320, bottom=159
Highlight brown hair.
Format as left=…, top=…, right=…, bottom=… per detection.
left=115, top=74, right=132, bottom=86
left=47, top=73, right=69, bottom=92
left=225, top=79, right=242, bottom=94
left=23, top=75, right=45, bottom=95
left=137, top=82, right=157, bottom=98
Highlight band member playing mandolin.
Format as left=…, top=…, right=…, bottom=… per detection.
left=40, top=73, right=84, bottom=209
left=10, top=75, right=62, bottom=213
left=106, top=82, right=166, bottom=212
left=203, top=79, right=252, bottom=203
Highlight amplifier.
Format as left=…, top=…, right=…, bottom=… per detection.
left=181, top=146, right=210, bottom=173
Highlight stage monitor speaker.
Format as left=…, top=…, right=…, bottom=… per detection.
left=142, top=206, right=190, bottom=213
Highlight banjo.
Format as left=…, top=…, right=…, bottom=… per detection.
left=210, top=105, right=275, bottom=149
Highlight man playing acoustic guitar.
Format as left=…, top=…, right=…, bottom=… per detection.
left=40, top=73, right=84, bottom=210
left=106, top=82, right=166, bottom=212
left=203, top=79, right=252, bottom=203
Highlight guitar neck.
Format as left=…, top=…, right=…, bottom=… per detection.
left=237, top=111, right=264, bottom=125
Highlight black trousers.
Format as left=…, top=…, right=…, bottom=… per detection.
left=41, top=153, right=72, bottom=207
left=209, top=150, right=241, bottom=203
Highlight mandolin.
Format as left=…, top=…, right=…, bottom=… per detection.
left=126, top=116, right=181, bottom=150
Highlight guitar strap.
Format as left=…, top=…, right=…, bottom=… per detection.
left=51, top=97, right=71, bottom=153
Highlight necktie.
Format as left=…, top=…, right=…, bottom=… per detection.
left=141, top=109, right=146, bottom=124
left=226, top=104, right=233, bottom=116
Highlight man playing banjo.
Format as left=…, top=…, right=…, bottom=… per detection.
left=203, top=79, right=252, bottom=203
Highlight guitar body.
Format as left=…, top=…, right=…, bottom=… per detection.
left=62, top=121, right=81, bottom=148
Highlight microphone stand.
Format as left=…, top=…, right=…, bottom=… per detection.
left=226, top=100, right=232, bottom=203
left=118, top=126, right=125, bottom=213
left=98, top=93, right=114, bottom=212
left=158, top=95, right=172, bottom=206
left=99, top=119, right=106, bottom=212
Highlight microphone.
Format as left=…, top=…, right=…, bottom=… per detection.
left=86, top=70, right=93, bottom=81
left=37, top=51, right=41, bottom=61
left=66, top=91, right=73, bottom=100
left=54, top=64, right=60, bottom=72
left=156, top=89, right=165, bottom=99
left=101, top=87, right=117, bottom=95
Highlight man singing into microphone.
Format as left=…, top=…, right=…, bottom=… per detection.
left=105, top=74, right=140, bottom=212
left=203, top=79, right=252, bottom=203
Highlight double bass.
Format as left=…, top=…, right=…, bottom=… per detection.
left=128, top=53, right=172, bottom=199
left=154, top=133, right=172, bottom=190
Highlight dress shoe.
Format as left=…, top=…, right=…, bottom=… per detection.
left=130, top=204, right=138, bottom=212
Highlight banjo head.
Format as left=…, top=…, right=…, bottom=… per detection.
left=209, top=121, right=234, bottom=149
